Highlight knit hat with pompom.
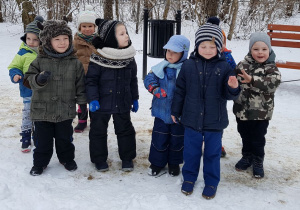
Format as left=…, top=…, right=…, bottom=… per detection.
left=77, top=5, right=97, bottom=30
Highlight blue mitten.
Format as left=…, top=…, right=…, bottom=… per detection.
left=153, top=87, right=167, bottom=98
left=131, top=100, right=139, bottom=113
left=89, top=100, right=100, bottom=112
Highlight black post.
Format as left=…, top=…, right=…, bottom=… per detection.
left=176, top=10, right=181, bottom=35
left=142, top=8, right=149, bottom=80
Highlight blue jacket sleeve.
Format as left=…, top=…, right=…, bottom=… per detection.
left=144, top=71, right=159, bottom=93
left=9, top=68, right=23, bottom=84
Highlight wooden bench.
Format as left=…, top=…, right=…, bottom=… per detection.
left=267, top=24, right=300, bottom=70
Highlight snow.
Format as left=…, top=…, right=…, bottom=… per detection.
left=1, top=21, right=300, bottom=210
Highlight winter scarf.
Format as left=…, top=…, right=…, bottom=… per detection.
left=151, top=60, right=183, bottom=79
left=77, top=32, right=97, bottom=44
left=90, top=45, right=136, bottom=68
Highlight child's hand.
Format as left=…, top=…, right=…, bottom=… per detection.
left=131, top=100, right=139, bottom=113
left=36, top=71, right=51, bottom=86
left=89, top=100, right=100, bottom=112
left=238, top=69, right=252, bottom=83
left=153, top=87, right=167, bottom=98
left=228, top=76, right=239, bottom=88
left=13, top=75, right=22, bottom=82
left=171, top=115, right=177, bottom=124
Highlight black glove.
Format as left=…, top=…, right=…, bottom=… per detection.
left=36, top=71, right=51, bottom=86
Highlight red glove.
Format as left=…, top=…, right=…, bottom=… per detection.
left=153, top=87, right=167, bottom=98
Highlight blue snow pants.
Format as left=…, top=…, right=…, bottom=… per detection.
left=182, top=127, right=222, bottom=187
left=148, top=117, right=184, bottom=168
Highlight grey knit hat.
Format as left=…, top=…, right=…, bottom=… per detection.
left=38, top=20, right=73, bottom=51
left=249, top=32, right=272, bottom=53
left=20, top=16, right=44, bottom=43
left=194, top=22, right=223, bottom=57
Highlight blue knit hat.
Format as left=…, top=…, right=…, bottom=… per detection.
left=194, top=22, right=223, bottom=57
left=163, top=35, right=190, bottom=63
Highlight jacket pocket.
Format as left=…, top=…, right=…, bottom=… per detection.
left=31, top=102, right=46, bottom=119
left=99, top=87, right=113, bottom=110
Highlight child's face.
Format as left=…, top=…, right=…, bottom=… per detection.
left=251, top=41, right=270, bottom=63
left=51, top=35, right=70, bottom=53
left=166, top=49, right=183, bottom=64
left=198, top=41, right=217, bottom=59
left=115, top=24, right=129, bottom=48
left=26, top=33, right=39, bottom=48
left=80, top=23, right=95, bottom=36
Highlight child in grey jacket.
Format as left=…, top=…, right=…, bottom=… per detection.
left=24, top=20, right=87, bottom=176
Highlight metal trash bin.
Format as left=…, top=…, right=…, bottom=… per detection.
left=148, top=20, right=176, bottom=58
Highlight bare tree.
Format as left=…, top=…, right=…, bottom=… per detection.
left=0, top=0, right=3, bottom=22
left=219, top=0, right=232, bottom=23
left=227, top=0, right=238, bottom=40
left=115, top=0, right=119, bottom=20
left=163, top=0, right=171, bottom=20
left=16, top=0, right=36, bottom=31
left=104, top=0, right=113, bottom=20
left=47, top=0, right=53, bottom=20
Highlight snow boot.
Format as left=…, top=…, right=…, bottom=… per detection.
left=235, top=153, right=253, bottom=171
left=20, top=129, right=31, bottom=153
left=30, top=166, right=46, bottom=176
left=74, top=121, right=87, bottom=133
left=122, top=160, right=134, bottom=172
left=253, top=156, right=264, bottom=178
left=61, top=160, right=78, bottom=172
left=202, top=185, right=217, bottom=199
left=148, top=164, right=163, bottom=176
left=221, top=146, right=226, bottom=157
left=181, top=181, right=194, bottom=195
left=168, top=164, right=180, bottom=176
left=95, top=161, right=109, bottom=172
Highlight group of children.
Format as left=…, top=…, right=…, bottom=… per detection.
left=8, top=7, right=281, bottom=200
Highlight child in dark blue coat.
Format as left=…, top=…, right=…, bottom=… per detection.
left=86, top=19, right=139, bottom=172
left=171, top=23, right=240, bottom=199
left=144, top=35, right=190, bottom=176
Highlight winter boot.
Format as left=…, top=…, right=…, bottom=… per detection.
left=30, top=166, right=47, bottom=176
left=181, top=181, right=194, bottom=195
left=253, top=156, right=264, bottom=178
left=95, top=161, right=109, bottom=172
left=221, top=146, right=226, bottom=157
left=168, top=164, right=180, bottom=176
left=61, top=160, right=78, bottom=172
left=122, top=160, right=134, bottom=172
left=20, top=129, right=31, bottom=153
left=74, top=121, right=87, bottom=133
left=235, top=153, right=253, bottom=171
left=74, top=105, right=88, bottom=133
left=202, top=185, right=217, bottom=199
left=148, top=164, right=163, bottom=176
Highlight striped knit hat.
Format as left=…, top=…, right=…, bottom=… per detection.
left=194, top=22, right=223, bottom=57
left=20, top=15, right=44, bottom=43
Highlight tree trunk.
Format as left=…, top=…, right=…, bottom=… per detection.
left=104, top=0, right=113, bottom=20
left=0, top=0, right=3, bottom=22
left=135, top=0, right=141, bottom=34
left=163, top=0, right=171, bottom=20
left=219, top=0, right=232, bottom=23
left=60, top=0, right=72, bottom=22
left=144, top=0, right=153, bottom=19
left=47, top=0, right=53, bottom=20
left=16, top=0, right=36, bottom=31
left=248, top=0, right=259, bottom=17
left=227, top=0, right=238, bottom=40
left=206, top=0, right=219, bottom=17
left=115, top=0, right=119, bottom=20
left=285, top=1, right=294, bottom=17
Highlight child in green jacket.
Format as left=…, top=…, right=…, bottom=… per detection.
left=8, top=16, right=43, bottom=153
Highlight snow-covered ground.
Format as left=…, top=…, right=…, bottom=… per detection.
left=1, top=19, right=300, bottom=210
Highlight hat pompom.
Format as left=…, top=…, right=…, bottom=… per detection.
left=34, top=15, right=44, bottom=23
left=92, top=36, right=105, bottom=49
left=207, top=17, right=220, bottom=26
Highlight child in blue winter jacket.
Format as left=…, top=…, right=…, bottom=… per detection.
left=171, top=23, right=240, bottom=199
left=144, top=35, right=190, bottom=176
left=8, top=16, right=44, bottom=153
